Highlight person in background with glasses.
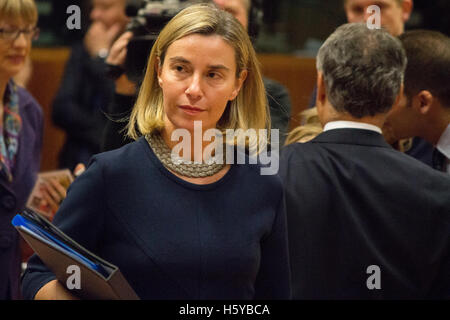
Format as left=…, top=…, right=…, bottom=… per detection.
left=0, top=0, right=42, bottom=300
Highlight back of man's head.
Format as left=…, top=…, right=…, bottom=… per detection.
left=316, top=23, right=407, bottom=118
left=399, top=30, right=450, bottom=108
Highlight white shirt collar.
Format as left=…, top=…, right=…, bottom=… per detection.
left=436, top=124, right=450, bottom=174
left=323, top=121, right=382, bottom=134
left=436, top=124, right=450, bottom=159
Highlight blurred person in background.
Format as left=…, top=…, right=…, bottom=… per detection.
left=344, top=0, right=413, bottom=36
left=0, top=0, right=42, bottom=300
left=52, top=0, right=128, bottom=171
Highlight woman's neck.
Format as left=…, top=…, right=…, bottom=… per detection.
left=161, top=126, right=220, bottom=163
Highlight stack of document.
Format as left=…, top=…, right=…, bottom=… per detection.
left=12, top=209, right=139, bottom=300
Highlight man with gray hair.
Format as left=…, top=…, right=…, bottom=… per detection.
left=280, top=23, right=450, bottom=299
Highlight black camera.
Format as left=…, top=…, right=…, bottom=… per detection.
left=124, top=0, right=198, bottom=83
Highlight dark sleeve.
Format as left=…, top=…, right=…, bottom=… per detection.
left=253, top=191, right=292, bottom=299
left=21, top=158, right=106, bottom=299
left=278, top=144, right=293, bottom=182
left=101, top=93, right=135, bottom=152
left=429, top=200, right=450, bottom=299
left=51, top=44, right=108, bottom=145
left=264, top=78, right=292, bottom=146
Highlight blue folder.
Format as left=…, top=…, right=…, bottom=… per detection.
left=12, top=213, right=109, bottom=278
left=13, top=209, right=139, bottom=300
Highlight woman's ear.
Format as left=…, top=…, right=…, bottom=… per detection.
left=230, top=69, right=248, bottom=101
left=155, top=57, right=163, bottom=87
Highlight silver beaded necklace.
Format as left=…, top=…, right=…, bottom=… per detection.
left=145, top=132, right=226, bottom=178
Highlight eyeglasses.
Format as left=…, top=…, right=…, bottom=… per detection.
left=0, top=27, right=40, bottom=41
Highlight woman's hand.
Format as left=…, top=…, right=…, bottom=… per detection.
left=37, top=164, right=86, bottom=219
left=35, top=280, right=79, bottom=300
left=39, top=177, right=67, bottom=218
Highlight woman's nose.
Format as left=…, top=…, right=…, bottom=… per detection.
left=185, top=74, right=203, bottom=99
left=12, top=32, right=28, bottom=48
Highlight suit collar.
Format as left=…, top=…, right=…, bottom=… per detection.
left=312, top=128, right=392, bottom=148
left=436, top=124, right=450, bottom=159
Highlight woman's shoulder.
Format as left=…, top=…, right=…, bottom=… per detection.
left=16, top=85, right=43, bottom=115
left=91, top=137, right=152, bottom=172
left=233, top=148, right=283, bottom=193
left=15, top=84, right=44, bottom=134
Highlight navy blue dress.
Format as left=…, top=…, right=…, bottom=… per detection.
left=22, top=137, right=291, bottom=300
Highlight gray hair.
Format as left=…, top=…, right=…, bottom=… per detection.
left=316, top=23, right=407, bottom=118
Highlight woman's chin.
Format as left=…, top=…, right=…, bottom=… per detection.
left=5, top=66, right=24, bottom=80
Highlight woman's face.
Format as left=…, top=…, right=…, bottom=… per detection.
left=157, top=33, right=247, bottom=133
left=0, top=19, right=33, bottom=81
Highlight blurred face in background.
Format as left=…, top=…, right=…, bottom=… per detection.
left=345, top=0, right=413, bottom=36
left=90, top=0, right=128, bottom=28
left=213, top=0, right=249, bottom=29
left=0, top=19, right=34, bottom=81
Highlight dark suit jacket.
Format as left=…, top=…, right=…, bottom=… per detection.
left=0, top=83, right=43, bottom=300
left=52, top=42, right=114, bottom=170
left=280, top=128, right=450, bottom=299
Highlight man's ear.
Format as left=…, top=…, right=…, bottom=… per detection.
left=415, top=90, right=433, bottom=115
left=401, top=0, right=413, bottom=22
left=230, top=69, right=248, bottom=101
left=315, top=72, right=328, bottom=126
left=392, top=83, right=404, bottom=109
left=316, top=72, right=327, bottom=107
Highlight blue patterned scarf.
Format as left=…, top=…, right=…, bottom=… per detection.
left=1, top=81, right=22, bottom=182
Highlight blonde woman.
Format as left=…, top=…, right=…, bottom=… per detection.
left=23, top=4, right=290, bottom=300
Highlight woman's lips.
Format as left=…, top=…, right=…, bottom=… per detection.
left=8, top=55, right=25, bottom=64
left=179, top=105, right=205, bottom=115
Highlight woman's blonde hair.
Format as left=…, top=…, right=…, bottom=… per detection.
left=127, top=3, right=269, bottom=146
left=285, top=107, right=323, bottom=145
left=0, top=0, right=38, bottom=26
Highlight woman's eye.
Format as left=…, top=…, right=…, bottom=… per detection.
left=175, top=65, right=184, bottom=72
left=208, top=72, right=220, bottom=79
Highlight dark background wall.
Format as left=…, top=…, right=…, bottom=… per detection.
left=34, top=0, right=449, bottom=54
left=256, top=0, right=449, bottom=54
